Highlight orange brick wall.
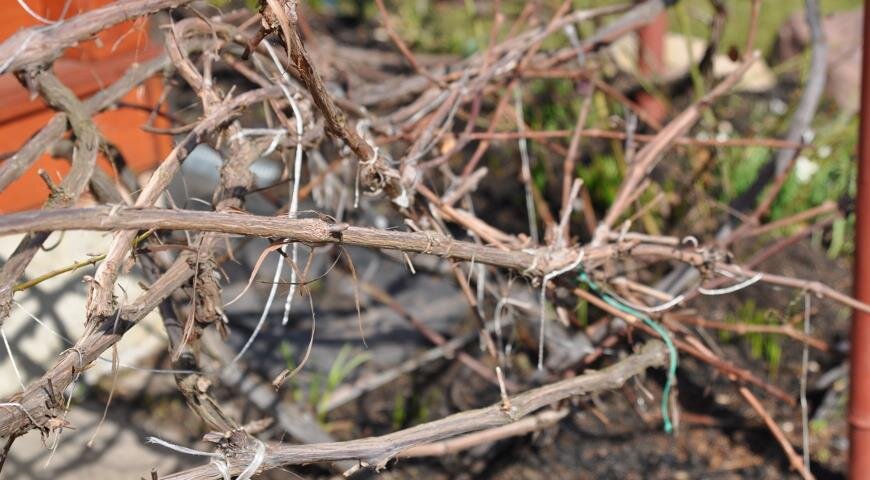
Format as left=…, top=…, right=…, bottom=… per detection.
left=0, top=0, right=171, bottom=213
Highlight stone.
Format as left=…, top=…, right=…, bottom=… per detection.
left=609, top=32, right=777, bottom=93
left=0, top=231, right=169, bottom=399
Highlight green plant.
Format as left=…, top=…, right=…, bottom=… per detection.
left=723, top=299, right=783, bottom=377
left=281, top=342, right=371, bottom=422
left=390, top=385, right=433, bottom=430
left=390, top=390, right=406, bottom=429
left=314, top=344, right=371, bottom=421
left=209, top=0, right=258, bottom=10
left=575, top=289, right=589, bottom=326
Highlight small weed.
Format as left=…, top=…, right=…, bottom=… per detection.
left=723, top=300, right=783, bottom=377
left=314, top=344, right=371, bottom=421
left=391, top=390, right=406, bottom=430
left=390, top=385, right=434, bottom=430
left=280, top=342, right=372, bottom=423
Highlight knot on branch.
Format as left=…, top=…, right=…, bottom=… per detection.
left=524, top=247, right=582, bottom=279
left=204, top=427, right=267, bottom=475
left=349, top=455, right=397, bottom=474
left=0, top=290, right=12, bottom=323
left=187, top=256, right=228, bottom=340
left=37, top=169, right=72, bottom=207
left=203, top=427, right=250, bottom=452
left=24, top=378, right=74, bottom=441
left=259, top=0, right=297, bottom=31
left=84, top=275, right=118, bottom=320
left=358, top=154, right=410, bottom=208
left=697, top=249, right=733, bottom=280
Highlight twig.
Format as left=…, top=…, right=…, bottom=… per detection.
left=466, top=128, right=804, bottom=149
left=667, top=314, right=828, bottom=352
left=261, top=40, right=306, bottom=326
left=561, top=90, right=593, bottom=217
left=739, top=387, right=814, bottom=480
left=0, top=434, right=16, bottom=475
left=801, top=294, right=812, bottom=470
left=745, top=201, right=838, bottom=240
left=400, top=409, right=569, bottom=457
left=513, top=83, right=539, bottom=244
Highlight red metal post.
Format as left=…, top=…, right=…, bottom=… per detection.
left=850, top=2, right=870, bottom=476
left=636, top=11, right=668, bottom=124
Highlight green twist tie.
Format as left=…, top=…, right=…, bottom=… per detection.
left=578, top=270, right=678, bottom=433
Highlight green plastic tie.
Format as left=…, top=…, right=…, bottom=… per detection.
left=578, top=270, right=678, bottom=434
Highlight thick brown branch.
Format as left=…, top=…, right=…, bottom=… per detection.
left=1, top=206, right=868, bottom=314
left=162, top=341, right=667, bottom=479
left=0, top=206, right=557, bottom=273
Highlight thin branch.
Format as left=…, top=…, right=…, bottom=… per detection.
left=600, top=52, right=760, bottom=233
left=0, top=257, right=194, bottom=437
left=0, top=69, right=100, bottom=319
left=0, top=0, right=193, bottom=73
left=400, top=409, right=569, bottom=457
left=739, top=387, right=814, bottom=480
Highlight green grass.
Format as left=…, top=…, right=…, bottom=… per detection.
left=685, top=0, right=861, bottom=55
left=367, top=1, right=863, bottom=57
left=279, top=342, right=371, bottom=423
left=575, top=0, right=862, bottom=56
left=721, top=299, right=783, bottom=377
left=716, top=96, right=857, bottom=254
